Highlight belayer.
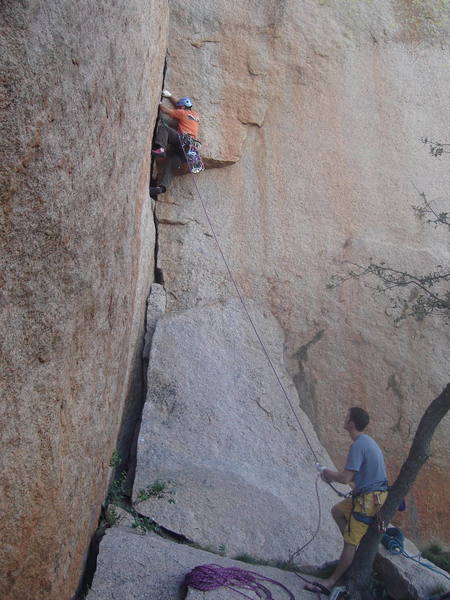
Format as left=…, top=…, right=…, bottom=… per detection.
left=306, top=407, right=389, bottom=596
left=150, top=90, right=201, bottom=197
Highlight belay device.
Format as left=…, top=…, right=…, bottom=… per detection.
left=179, top=132, right=204, bottom=174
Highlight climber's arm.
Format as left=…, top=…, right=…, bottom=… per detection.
left=161, top=90, right=178, bottom=106
left=159, top=103, right=174, bottom=115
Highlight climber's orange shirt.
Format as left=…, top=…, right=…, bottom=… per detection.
left=166, top=108, right=200, bottom=138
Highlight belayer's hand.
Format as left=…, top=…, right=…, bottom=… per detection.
left=161, top=90, right=172, bottom=98
left=320, top=469, right=331, bottom=483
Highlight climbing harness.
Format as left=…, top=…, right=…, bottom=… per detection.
left=179, top=132, right=204, bottom=174
left=348, top=490, right=387, bottom=536
left=185, top=564, right=296, bottom=599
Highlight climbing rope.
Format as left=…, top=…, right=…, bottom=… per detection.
left=181, top=159, right=349, bottom=559
left=399, top=550, right=450, bottom=581
left=184, top=158, right=348, bottom=488
left=185, top=564, right=296, bottom=599
left=289, top=475, right=322, bottom=562
left=185, top=163, right=319, bottom=463
left=382, top=528, right=450, bottom=582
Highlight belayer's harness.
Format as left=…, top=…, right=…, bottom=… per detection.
left=349, top=489, right=387, bottom=534
left=348, top=487, right=405, bottom=534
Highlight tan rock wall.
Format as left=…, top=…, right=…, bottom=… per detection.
left=0, top=2, right=168, bottom=598
left=158, top=0, right=449, bottom=543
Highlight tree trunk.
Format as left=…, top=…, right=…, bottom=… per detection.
left=346, top=382, right=450, bottom=599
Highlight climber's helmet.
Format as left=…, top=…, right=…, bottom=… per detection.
left=176, top=97, right=193, bottom=108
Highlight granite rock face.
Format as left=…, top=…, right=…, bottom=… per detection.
left=0, top=2, right=167, bottom=599
left=87, top=526, right=318, bottom=600
left=158, top=0, right=450, bottom=542
left=374, top=539, right=450, bottom=599
left=135, top=301, right=343, bottom=565
left=88, top=523, right=450, bottom=600
left=3, top=0, right=450, bottom=598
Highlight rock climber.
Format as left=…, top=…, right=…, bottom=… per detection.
left=305, top=407, right=389, bottom=596
left=149, top=90, right=200, bottom=198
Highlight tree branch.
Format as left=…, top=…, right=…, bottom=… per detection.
left=421, top=137, right=450, bottom=157
left=412, top=192, right=450, bottom=229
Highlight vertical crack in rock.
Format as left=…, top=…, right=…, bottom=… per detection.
left=73, top=512, right=108, bottom=600
left=153, top=212, right=165, bottom=286
left=123, top=52, right=170, bottom=494
left=75, top=233, right=167, bottom=600
left=386, top=374, right=411, bottom=440
left=292, top=329, right=325, bottom=429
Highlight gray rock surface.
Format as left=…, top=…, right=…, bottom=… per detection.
left=0, top=2, right=167, bottom=598
left=135, top=300, right=343, bottom=564
left=143, top=283, right=167, bottom=359
left=375, top=540, right=450, bottom=599
left=88, top=519, right=448, bottom=600
left=87, top=526, right=317, bottom=600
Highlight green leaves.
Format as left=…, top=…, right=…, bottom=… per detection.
left=135, top=479, right=176, bottom=504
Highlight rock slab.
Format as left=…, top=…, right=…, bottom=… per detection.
left=375, top=540, right=450, bottom=599
left=135, top=300, right=343, bottom=565
left=87, top=526, right=316, bottom=600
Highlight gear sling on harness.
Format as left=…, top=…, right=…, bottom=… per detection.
left=349, top=490, right=386, bottom=534
left=179, top=132, right=204, bottom=174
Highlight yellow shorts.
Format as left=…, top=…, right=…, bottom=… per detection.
left=335, top=491, right=388, bottom=546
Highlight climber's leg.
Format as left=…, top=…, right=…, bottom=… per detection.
left=159, top=151, right=184, bottom=191
left=153, top=119, right=180, bottom=154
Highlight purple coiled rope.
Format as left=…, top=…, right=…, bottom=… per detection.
left=185, top=564, right=296, bottom=599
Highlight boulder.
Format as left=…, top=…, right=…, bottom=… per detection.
left=87, top=526, right=319, bottom=600
left=135, top=300, right=344, bottom=564
left=375, top=539, right=450, bottom=599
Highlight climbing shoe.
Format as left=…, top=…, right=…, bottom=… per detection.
left=151, top=147, right=165, bottom=156
left=149, top=185, right=166, bottom=198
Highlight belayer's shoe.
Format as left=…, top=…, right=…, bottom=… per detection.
left=151, top=147, right=165, bottom=156
left=149, top=185, right=166, bottom=198
left=304, top=582, right=331, bottom=596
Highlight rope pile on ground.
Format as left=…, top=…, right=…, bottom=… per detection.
left=185, top=564, right=296, bottom=599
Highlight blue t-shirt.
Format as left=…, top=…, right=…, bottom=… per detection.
left=345, top=434, right=388, bottom=494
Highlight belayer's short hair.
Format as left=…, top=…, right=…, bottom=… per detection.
left=349, top=407, right=370, bottom=431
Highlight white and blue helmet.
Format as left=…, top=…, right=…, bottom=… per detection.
left=176, top=96, right=193, bottom=108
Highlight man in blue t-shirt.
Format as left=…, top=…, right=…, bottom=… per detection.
left=304, top=407, right=388, bottom=596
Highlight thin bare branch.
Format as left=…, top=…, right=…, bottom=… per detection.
left=412, top=191, right=450, bottom=229
left=421, top=137, right=450, bottom=157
